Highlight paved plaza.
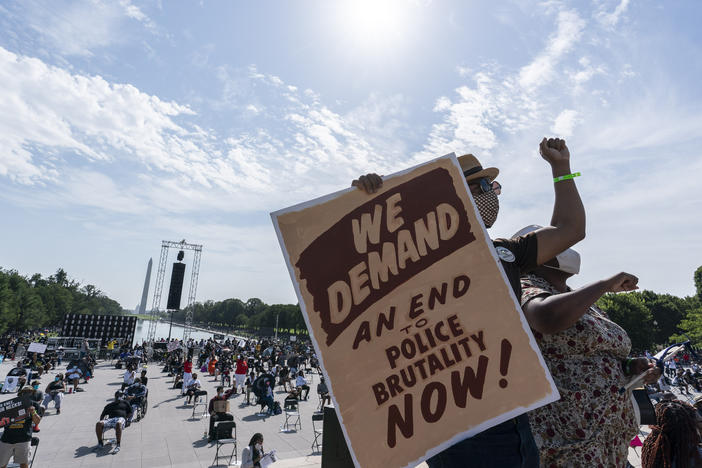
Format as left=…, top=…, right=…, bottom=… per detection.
left=3, top=356, right=697, bottom=467
left=1, top=358, right=323, bottom=468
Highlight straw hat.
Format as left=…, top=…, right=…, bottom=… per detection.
left=457, top=154, right=499, bottom=183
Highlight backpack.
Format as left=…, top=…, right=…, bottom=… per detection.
left=273, top=401, right=282, bottom=415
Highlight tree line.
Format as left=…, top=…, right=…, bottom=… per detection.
left=597, top=266, right=702, bottom=352
left=2, top=265, right=702, bottom=351
left=170, top=298, right=308, bottom=335
left=0, top=267, right=123, bottom=335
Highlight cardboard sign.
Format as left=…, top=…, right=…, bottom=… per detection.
left=272, top=155, right=558, bottom=468
left=0, top=396, right=32, bottom=428
left=167, top=341, right=181, bottom=353
left=213, top=399, right=230, bottom=413
left=27, top=342, right=47, bottom=354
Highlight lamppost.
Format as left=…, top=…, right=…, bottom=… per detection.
left=275, top=312, right=279, bottom=341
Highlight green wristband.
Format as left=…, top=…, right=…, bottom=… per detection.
left=553, top=172, right=581, bottom=183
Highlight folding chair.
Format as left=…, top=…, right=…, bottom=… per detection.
left=282, top=399, right=301, bottom=432
left=311, top=412, right=323, bottom=452
left=212, top=420, right=237, bottom=466
left=192, top=390, right=208, bottom=419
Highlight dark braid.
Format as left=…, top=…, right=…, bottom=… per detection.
left=641, top=400, right=700, bottom=468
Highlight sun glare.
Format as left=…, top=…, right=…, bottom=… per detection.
left=338, top=0, right=413, bottom=52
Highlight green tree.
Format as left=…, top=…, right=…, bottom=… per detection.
left=597, top=292, right=655, bottom=352
left=695, top=266, right=702, bottom=302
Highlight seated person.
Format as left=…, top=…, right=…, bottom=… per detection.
left=124, top=378, right=147, bottom=422
left=241, top=433, right=268, bottom=468
left=172, top=374, right=183, bottom=389
left=208, top=386, right=236, bottom=441
left=43, top=373, right=66, bottom=414
left=260, top=382, right=275, bottom=414
left=28, top=381, right=44, bottom=422
left=67, top=365, right=83, bottom=392
left=139, top=369, right=148, bottom=386
left=95, top=391, right=133, bottom=453
left=317, top=377, right=331, bottom=407
left=121, top=367, right=136, bottom=390
left=295, top=371, right=310, bottom=400
left=642, top=399, right=702, bottom=467
left=184, top=373, right=206, bottom=404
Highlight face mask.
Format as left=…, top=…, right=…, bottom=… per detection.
left=255, top=443, right=262, bottom=451
left=33, top=385, right=39, bottom=390
left=55, top=377, right=59, bottom=381
left=474, top=191, right=499, bottom=228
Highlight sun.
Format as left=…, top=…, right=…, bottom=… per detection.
left=338, top=0, right=413, bottom=52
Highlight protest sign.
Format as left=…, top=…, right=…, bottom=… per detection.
left=272, top=155, right=558, bottom=468
left=0, top=396, right=32, bottom=428
left=27, top=342, right=47, bottom=354
left=166, top=341, right=181, bottom=353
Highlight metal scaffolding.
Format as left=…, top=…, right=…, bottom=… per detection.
left=146, top=240, right=203, bottom=342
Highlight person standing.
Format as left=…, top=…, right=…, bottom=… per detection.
left=182, top=356, right=193, bottom=395
left=515, top=231, right=659, bottom=467
left=0, top=400, right=41, bottom=468
left=354, top=137, right=586, bottom=468
left=234, top=356, right=248, bottom=394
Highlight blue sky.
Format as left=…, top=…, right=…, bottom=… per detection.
left=1, top=0, right=700, bottom=310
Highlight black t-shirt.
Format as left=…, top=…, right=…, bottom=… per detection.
left=0, top=403, right=38, bottom=444
left=100, top=400, right=133, bottom=420
left=47, top=381, right=64, bottom=392
left=492, top=233, right=538, bottom=299
left=140, top=375, right=148, bottom=386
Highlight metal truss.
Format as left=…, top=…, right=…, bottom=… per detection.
left=146, top=240, right=203, bottom=342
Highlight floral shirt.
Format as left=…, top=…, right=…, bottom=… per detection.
left=521, top=274, right=638, bottom=468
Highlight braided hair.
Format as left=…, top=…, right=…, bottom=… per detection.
left=641, top=399, right=701, bottom=468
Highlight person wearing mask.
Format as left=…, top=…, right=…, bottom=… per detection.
left=0, top=394, right=41, bottom=468
left=516, top=225, right=661, bottom=467
left=241, top=433, right=266, bottom=468
left=182, top=356, right=193, bottom=395
left=139, top=369, right=148, bottom=386
left=67, top=364, right=82, bottom=393
left=184, top=373, right=205, bottom=405
left=354, top=137, right=585, bottom=467
left=121, top=366, right=136, bottom=391
left=43, top=373, right=66, bottom=414
left=208, top=386, right=236, bottom=441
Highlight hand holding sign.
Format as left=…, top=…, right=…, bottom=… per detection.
left=272, top=155, right=558, bottom=468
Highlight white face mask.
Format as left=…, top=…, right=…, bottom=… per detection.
left=255, top=443, right=262, bottom=451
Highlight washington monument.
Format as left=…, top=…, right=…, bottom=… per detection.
left=137, top=258, right=153, bottom=315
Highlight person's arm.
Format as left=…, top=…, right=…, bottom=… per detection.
left=522, top=272, right=638, bottom=334
left=532, top=138, right=586, bottom=265
left=29, top=406, right=41, bottom=425
left=100, top=406, right=108, bottom=420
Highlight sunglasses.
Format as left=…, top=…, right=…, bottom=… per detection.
left=476, top=178, right=502, bottom=195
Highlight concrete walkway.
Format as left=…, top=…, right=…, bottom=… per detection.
left=1, top=357, right=697, bottom=467
left=1, top=358, right=323, bottom=467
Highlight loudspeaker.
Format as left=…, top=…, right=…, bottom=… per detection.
left=322, top=406, right=354, bottom=468
left=166, top=262, right=186, bottom=310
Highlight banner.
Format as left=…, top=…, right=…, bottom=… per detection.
left=271, top=155, right=558, bottom=468
left=0, top=396, right=32, bottom=428
left=27, top=342, right=47, bottom=354
left=167, top=341, right=181, bottom=353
